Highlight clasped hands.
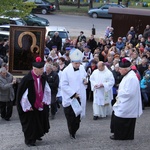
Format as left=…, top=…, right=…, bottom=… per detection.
left=94, top=84, right=104, bottom=89
left=29, top=102, right=43, bottom=111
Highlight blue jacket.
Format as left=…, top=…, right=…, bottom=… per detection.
left=140, top=77, right=150, bottom=89
left=140, top=78, right=147, bottom=89
left=116, top=42, right=124, bottom=51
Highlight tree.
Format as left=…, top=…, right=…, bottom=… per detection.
left=77, top=0, right=80, bottom=8
left=55, top=0, right=60, bottom=10
left=118, top=0, right=122, bottom=5
left=89, top=0, right=93, bottom=9
left=0, top=0, right=35, bottom=18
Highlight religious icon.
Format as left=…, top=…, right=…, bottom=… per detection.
left=9, top=26, right=46, bottom=75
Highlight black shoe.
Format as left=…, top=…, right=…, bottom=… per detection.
left=70, top=134, right=73, bottom=139
left=25, top=139, right=36, bottom=147
left=51, top=115, right=55, bottom=120
left=37, top=137, right=42, bottom=141
left=70, top=134, right=76, bottom=139
left=72, top=134, right=76, bottom=139
left=110, top=135, right=115, bottom=140
left=26, top=143, right=36, bottom=147
left=93, top=116, right=98, bottom=120
left=57, top=102, right=60, bottom=108
left=25, top=142, right=36, bottom=147
left=5, top=118, right=10, bottom=121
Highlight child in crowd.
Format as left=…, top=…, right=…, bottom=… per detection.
left=140, top=71, right=150, bottom=109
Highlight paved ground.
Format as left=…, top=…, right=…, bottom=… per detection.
left=0, top=101, right=150, bottom=150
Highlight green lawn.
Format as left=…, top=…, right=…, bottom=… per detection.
left=53, top=1, right=150, bottom=15
left=56, top=5, right=88, bottom=14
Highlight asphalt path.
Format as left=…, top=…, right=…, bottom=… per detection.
left=0, top=102, right=150, bottom=150
left=37, top=13, right=111, bottom=38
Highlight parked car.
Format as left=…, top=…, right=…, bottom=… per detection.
left=24, top=13, right=49, bottom=26
left=0, top=16, right=27, bottom=26
left=0, top=25, right=10, bottom=31
left=24, top=0, right=56, bottom=14
left=2, top=9, right=49, bottom=26
left=45, top=26, right=70, bottom=46
left=88, top=3, right=125, bottom=18
left=0, top=31, right=9, bottom=41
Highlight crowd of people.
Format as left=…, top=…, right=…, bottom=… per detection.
left=0, top=24, right=150, bottom=146
left=44, top=25, right=150, bottom=109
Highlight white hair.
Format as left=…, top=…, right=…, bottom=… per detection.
left=46, top=64, right=53, bottom=69
left=115, top=63, right=119, bottom=68
left=0, top=67, right=7, bottom=73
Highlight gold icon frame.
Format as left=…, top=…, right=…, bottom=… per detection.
left=9, top=25, right=46, bottom=75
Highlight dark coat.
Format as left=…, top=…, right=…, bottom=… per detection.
left=0, top=43, right=8, bottom=62
left=137, top=64, right=148, bottom=79
left=46, top=40, right=53, bottom=50
left=43, top=71, right=59, bottom=103
left=112, top=70, right=123, bottom=88
left=77, top=35, right=86, bottom=43
left=111, top=70, right=123, bottom=106
left=87, top=38, right=97, bottom=54
left=51, top=35, right=62, bottom=51
left=0, top=43, right=7, bottom=57
left=16, top=71, right=50, bottom=141
left=143, top=29, right=150, bottom=39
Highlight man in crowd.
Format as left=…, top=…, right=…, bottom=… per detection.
left=61, top=48, right=87, bottom=139
left=87, top=34, right=97, bottom=54
left=43, top=63, right=59, bottom=119
left=0, top=67, right=15, bottom=121
left=82, top=45, right=93, bottom=69
left=90, top=61, right=114, bottom=120
left=0, top=37, right=9, bottom=63
left=77, top=31, right=86, bottom=43
left=51, top=32, right=62, bottom=51
left=16, top=57, right=51, bottom=146
left=110, top=57, right=143, bottom=140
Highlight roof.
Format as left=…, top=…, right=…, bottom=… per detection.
left=0, top=15, right=21, bottom=20
left=46, top=26, right=67, bottom=32
left=0, top=31, right=9, bottom=35
left=0, top=25, right=10, bottom=28
left=108, top=7, right=150, bottom=16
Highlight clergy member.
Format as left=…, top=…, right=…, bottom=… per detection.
left=61, top=48, right=87, bottom=139
left=16, top=56, right=51, bottom=146
left=110, top=57, right=143, bottom=140
left=90, top=61, right=115, bottom=120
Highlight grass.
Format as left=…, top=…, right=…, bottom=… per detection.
left=56, top=5, right=89, bottom=15
left=53, top=1, right=150, bottom=15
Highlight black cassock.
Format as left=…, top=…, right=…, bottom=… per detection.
left=64, top=97, right=81, bottom=139
left=112, top=115, right=136, bottom=140
left=16, top=72, right=50, bottom=144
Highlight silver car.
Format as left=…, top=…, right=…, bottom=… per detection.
left=88, top=3, right=125, bottom=18
left=46, top=26, right=70, bottom=47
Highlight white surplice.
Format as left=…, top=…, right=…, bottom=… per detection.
left=20, top=81, right=51, bottom=112
left=113, top=70, right=143, bottom=118
left=90, top=66, right=115, bottom=117
left=61, top=63, right=87, bottom=118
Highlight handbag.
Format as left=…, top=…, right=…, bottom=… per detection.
left=70, top=98, right=82, bottom=117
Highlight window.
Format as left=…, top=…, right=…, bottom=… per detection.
left=0, top=33, right=9, bottom=40
left=47, top=31, right=68, bottom=39
left=101, top=6, right=109, bottom=9
left=35, top=0, right=42, bottom=4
